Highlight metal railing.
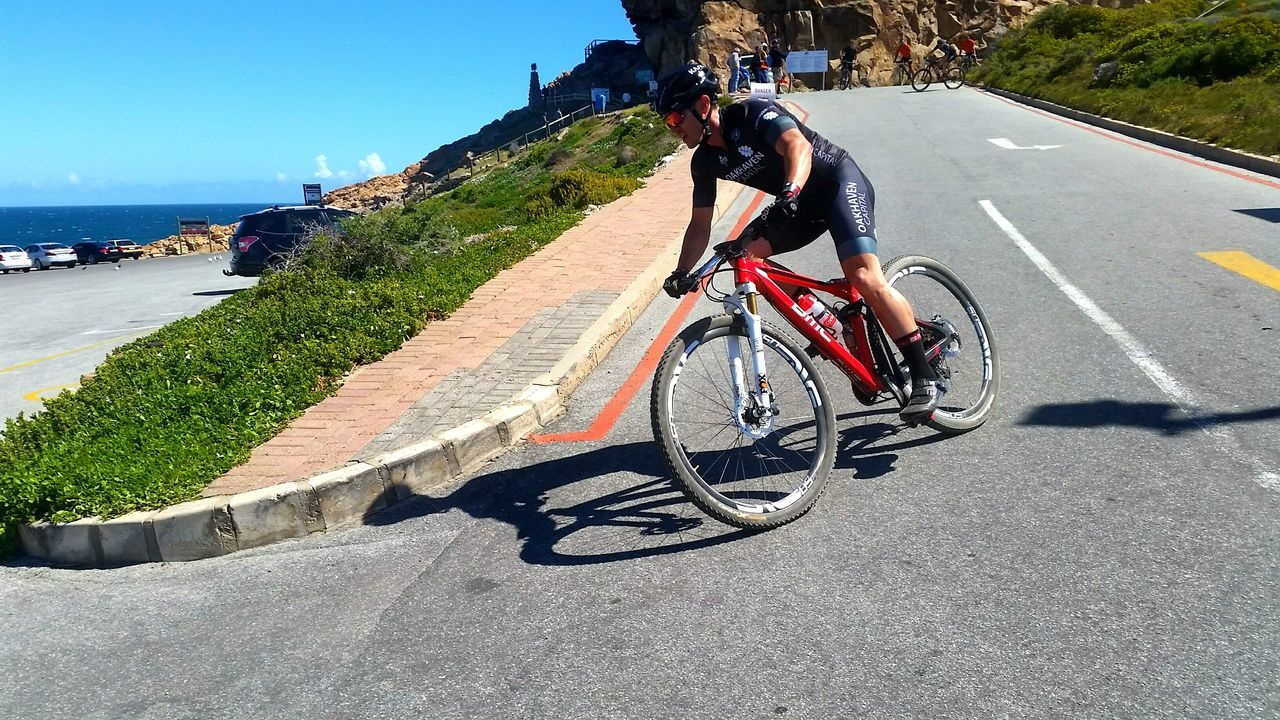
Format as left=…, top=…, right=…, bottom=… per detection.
left=426, top=103, right=597, bottom=188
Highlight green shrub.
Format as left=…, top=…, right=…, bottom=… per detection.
left=514, top=144, right=549, bottom=169
left=1036, top=3, right=1110, bottom=39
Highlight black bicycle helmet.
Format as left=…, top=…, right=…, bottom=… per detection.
left=654, top=63, right=719, bottom=115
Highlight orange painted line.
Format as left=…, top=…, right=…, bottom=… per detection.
left=530, top=190, right=769, bottom=443
left=983, top=91, right=1280, bottom=191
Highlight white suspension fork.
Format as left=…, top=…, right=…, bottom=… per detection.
left=723, top=282, right=774, bottom=439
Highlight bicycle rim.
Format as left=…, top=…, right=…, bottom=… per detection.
left=943, top=68, right=965, bottom=89
left=911, top=69, right=932, bottom=92
left=883, top=256, right=1000, bottom=433
left=651, top=316, right=835, bottom=529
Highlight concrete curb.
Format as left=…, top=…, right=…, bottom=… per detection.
left=18, top=172, right=745, bottom=567
left=979, top=85, right=1280, bottom=181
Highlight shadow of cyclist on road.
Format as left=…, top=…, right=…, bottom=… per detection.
left=364, top=440, right=754, bottom=566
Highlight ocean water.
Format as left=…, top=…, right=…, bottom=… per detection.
left=0, top=203, right=288, bottom=248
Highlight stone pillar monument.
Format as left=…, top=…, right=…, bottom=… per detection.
left=529, top=63, right=542, bottom=107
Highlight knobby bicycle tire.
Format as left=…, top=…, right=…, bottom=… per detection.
left=650, top=314, right=836, bottom=529
left=882, top=255, right=1000, bottom=433
left=943, top=67, right=965, bottom=89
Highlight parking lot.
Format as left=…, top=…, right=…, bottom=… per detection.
left=0, top=252, right=257, bottom=423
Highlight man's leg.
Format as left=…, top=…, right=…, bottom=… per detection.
left=840, top=252, right=941, bottom=423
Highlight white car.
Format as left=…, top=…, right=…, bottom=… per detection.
left=0, top=245, right=33, bottom=273
left=25, top=242, right=77, bottom=270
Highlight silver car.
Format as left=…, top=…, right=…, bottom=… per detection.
left=25, top=242, right=77, bottom=270
left=1, top=244, right=33, bottom=273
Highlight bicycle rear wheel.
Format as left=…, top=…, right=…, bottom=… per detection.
left=910, top=68, right=934, bottom=92
left=650, top=315, right=836, bottom=529
left=883, top=256, right=1000, bottom=433
left=943, top=67, right=965, bottom=89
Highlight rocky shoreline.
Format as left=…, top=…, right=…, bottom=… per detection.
left=139, top=222, right=237, bottom=258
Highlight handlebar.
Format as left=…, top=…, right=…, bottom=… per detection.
left=688, top=207, right=774, bottom=288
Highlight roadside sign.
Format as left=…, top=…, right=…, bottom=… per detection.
left=303, top=183, right=323, bottom=206
left=177, top=217, right=211, bottom=254
left=786, top=50, right=828, bottom=74
left=749, top=82, right=776, bottom=101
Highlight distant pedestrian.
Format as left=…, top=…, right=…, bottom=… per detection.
left=748, top=50, right=762, bottom=84
left=727, top=48, right=741, bottom=94
left=769, top=42, right=786, bottom=93
left=757, top=43, right=772, bottom=84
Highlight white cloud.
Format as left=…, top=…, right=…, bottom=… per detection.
left=337, top=170, right=352, bottom=180
left=358, top=152, right=386, bottom=177
left=276, top=172, right=288, bottom=182
left=314, top=155, right=333, bottom=179
left=68, top=172, right=80, bottom=184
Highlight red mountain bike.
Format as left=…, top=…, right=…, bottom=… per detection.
left=650, top=209, right=999, bottom=529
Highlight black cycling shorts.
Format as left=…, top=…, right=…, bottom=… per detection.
left=760, top=157, right=878, bottom=261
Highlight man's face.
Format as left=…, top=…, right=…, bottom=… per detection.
left=666, top=97, right=707, bottom=149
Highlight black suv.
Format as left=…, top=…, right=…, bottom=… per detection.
left=225, top=205, right=357, bottom=277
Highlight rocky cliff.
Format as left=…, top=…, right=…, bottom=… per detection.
left=621, top=0, right=1145, bottom=87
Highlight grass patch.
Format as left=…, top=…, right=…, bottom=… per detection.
left=0, top=105, right=679, bottom=556
left=975, top=0, right=1280, bottom=157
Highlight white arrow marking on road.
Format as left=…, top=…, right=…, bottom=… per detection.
left=988, top=137, right=1063, bottom=151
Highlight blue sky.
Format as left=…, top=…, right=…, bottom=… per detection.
left=0, top=1, right=638, bottom=206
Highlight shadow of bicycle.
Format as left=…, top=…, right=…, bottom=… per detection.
left=365, top=440, right=756, bottom=566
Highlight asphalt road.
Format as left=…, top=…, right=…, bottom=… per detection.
left=2, top=87, right=1277, bottom=719
left=0, top=253, right=256, bottom=423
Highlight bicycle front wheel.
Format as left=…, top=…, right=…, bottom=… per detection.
left=883, top=256, right=1000, bottom=433
left=910, top=68, right=933, bottom=92
left=650, top=315, right=836, bottom=529
left=943, top=67, right=965, bottom=89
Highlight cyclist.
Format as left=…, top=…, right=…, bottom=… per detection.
left=894, top=37, right=913, bottom=81
left=655, top=64, right=942, bottom=424
left=838, top=42, right=856, bottom=88
left=932, top=37, right=958, bottom=70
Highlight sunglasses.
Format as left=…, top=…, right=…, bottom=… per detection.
left=663, top=110, right=686, bottom=130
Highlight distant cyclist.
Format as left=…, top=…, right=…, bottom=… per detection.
left=933, top=38, right=959, bottom=69
left=838, top=42, right=856, bottom=88
left=654, top=64, right=943, bottom=424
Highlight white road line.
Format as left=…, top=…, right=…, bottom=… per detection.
left=979, top=199, right=1278, bottom=491
left=80, top=324, right=163, bottom=335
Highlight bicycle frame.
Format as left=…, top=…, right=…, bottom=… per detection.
left=733, top=256, right=893, bottom=393
left=686, top=240, right=906, bottom=420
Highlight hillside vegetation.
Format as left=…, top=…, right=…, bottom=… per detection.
left=0, top=106, right=680, bottom=556
left=975, top=0, right=1280, bottom=157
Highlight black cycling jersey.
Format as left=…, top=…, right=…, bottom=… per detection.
left=690, top=99, right=880, bottom=261
left=690, top=99, right=847, bottom=208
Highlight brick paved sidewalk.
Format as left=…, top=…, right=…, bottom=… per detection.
left=204, top=149, right=721, bottom=497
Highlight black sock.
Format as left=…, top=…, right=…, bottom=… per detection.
left=894, top=329, right=937, bottom=383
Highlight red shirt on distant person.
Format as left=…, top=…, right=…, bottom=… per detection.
left=959, top=37, right=976, bottom=55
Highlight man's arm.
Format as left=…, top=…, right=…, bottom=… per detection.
left=774, top=128, right=813, bottom=192
left=676, top=205, right=715, bottom=272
